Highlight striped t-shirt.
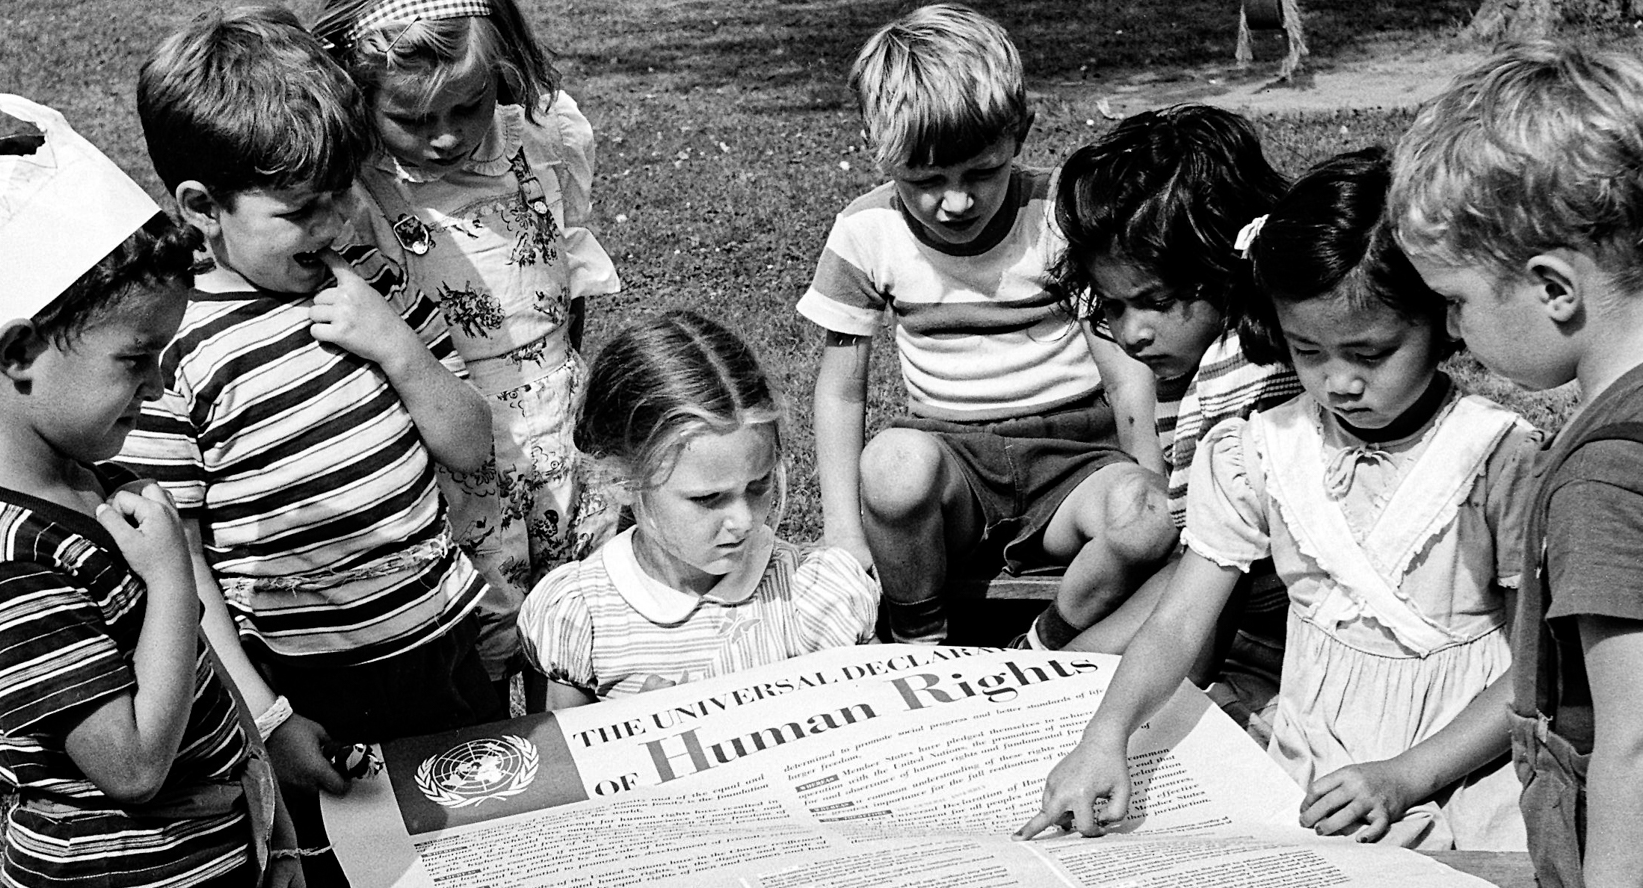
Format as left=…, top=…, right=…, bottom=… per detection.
left=117, top=247, right=488, bottom=666
left=0, top=464, right=251, bottom=887
left=518, top=528, right=878, bottom=700
left=1157, top=331, right=1304, bottom=528
left=798, top=168, right=1101, bottom=422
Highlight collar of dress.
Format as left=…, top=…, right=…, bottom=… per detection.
left=602, top=525, right=777, bottom=624
left=373, top=103, right=522, bottom=184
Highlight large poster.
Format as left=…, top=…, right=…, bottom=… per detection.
left=324, top=646, right=1494, bottom=887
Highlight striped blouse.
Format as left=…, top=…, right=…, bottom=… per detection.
left=1156, top=330, right=1304, bottom=529
left=518, top=529, right=879, bottom=700
left=0, top=464, right=251, bottom=887
left=117, top=245, right=487, bottom=666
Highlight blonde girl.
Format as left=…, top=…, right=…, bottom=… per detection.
left=518, top=311, right=878, bottom=709
left=314, top=0, right=621, bottom=703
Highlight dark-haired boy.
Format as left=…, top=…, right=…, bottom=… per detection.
left=0, top=92, right=298, bottom=888
left=118, top=7, right=500, bottom=885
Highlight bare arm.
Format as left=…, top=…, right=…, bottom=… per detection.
left=546, top=681, right=596, bottom=711
left=186, top=520, right=275, bottom=716
left=1084, top=325, right=1162, bottom=474
left=1018, top=550, right=1240, bottom=838
left=567, top=296, right=586, bottom=354
left=64, top=485, right=201, bottom=803
left=813, top=331, right=874, bottom=568
left=185, top=519, right=347, bottom=796
left=309, top=251, right=491, bottom=473
left=1578, top=613, right=1643, bottom=888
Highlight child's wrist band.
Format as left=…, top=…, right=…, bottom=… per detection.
left=269, top=845, right=331, bottom=860
left=255, top=695, right=293, bottom=740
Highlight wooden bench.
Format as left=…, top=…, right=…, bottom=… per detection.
left=947, top=569, right=1060, bottom=601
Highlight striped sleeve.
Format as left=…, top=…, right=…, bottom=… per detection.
left=336, top=228, right=468, bottom=380
left=797, top=204, right=890, bottom=337
left=516, top=562, right=597, bottom=692
left=0, top=565, right=132, bottom=735
left=121, top=389, right=206, bottom=514
left=788, top=545, right=880, bottom=649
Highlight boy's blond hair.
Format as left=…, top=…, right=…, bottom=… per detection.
left=1391, top=41, right=1643, bottom=288
left=850, top=3, right=1029, bottom=171
left=138, top=5, right=373, bottom=199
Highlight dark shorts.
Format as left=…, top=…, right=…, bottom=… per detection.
left=258, top=615, right=503, bottom=744
left=892, top=393, right=1131, bottom=575
left=258, top=616, right=502, bottom=888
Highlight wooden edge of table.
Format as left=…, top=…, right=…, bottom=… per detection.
left=1423, top=850, right=1535, bottom=888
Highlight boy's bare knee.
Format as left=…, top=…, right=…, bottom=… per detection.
left=1104, top=469, right=1177, bottom=564
left=860, top=428, right=946, bottom=519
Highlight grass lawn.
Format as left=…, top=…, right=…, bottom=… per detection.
left=3, top=0, right=1578, bottom=544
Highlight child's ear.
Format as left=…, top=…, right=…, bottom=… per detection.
left=0, top=320, right=45, bottom=385
left=174, top=180, right=223, bottom=238
left=1526, top=251, right=1582, bottom=324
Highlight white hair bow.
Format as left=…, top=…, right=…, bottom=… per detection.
left=1233, top=214, right=1268, bottom=259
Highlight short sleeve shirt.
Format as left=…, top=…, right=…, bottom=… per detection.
left=0, top=464, right=251, bottom=886
left=797, top=169, right=1101, bottom=421
left=518, top=530, right=879, bottom=699
left=116, top=251, right=487, bottom=665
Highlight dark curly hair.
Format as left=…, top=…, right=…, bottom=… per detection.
left=1049, top=103, right=1286, bottom=335
left=32, top=212, right=201, bottom=346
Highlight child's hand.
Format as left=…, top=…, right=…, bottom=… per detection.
left=639, top=675, right=679, bottom=693
left=265, top=853, right=305, bottom=888
left=96, top=482, right=191, bottom=592
left=1300, top=759, right=1419, bottom=842
left=308, top=250, right=417, bottom=369
left=267, top=713, right=350, bottom=796
left=1014, top=735, right=1131, bottom=839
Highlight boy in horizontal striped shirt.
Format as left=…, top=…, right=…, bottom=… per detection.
left=801, top=3, right=1174, bottom=646
left=115, top=8, right=501, bottom=885
left=0, top=94, right=294, bottom=888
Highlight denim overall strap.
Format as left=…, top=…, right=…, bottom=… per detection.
left=1511, top=420, right=1643, bottom=888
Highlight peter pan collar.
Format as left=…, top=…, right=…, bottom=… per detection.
left=373, top=103, right=523, bottom=184
left=603, top=525, right=777, bottom=625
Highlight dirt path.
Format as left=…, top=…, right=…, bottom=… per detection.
left=1048, top=35, right=1490, bottom=117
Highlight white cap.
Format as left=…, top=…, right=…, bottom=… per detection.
left=0, top=94, right=161, bottom=322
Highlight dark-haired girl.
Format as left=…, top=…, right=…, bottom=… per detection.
left=517, top=311, right=878, bottom=709
left=1048, top=104, right=1301, bottom=737
left=1022, top=148, right=1534, bottom=851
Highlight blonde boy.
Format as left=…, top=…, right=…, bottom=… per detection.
left=801, top=3, right=1171, bottom=645
left=1391, top=42, right=1643, bottom=888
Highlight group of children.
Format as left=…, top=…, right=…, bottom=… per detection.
left=2, top=0, right=1639, bottom=885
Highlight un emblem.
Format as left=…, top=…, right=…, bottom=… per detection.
left=414, top=735, right=540, bottom=809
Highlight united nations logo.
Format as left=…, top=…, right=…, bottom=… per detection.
left=414, top=736, right=539, bottom=809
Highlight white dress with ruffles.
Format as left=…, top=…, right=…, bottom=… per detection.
left=1182, top=390, right=1537, bottom=850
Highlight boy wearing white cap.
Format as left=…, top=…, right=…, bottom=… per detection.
left=0, top=94, right=300, bottom=888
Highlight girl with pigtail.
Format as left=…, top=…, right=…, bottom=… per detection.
left=517, top=311, right=878, bottom=709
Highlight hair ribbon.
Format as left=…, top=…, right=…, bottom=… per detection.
left=345, top=0, right=492, bottom=44
left=1234, top=214, right=1268, bottom=259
